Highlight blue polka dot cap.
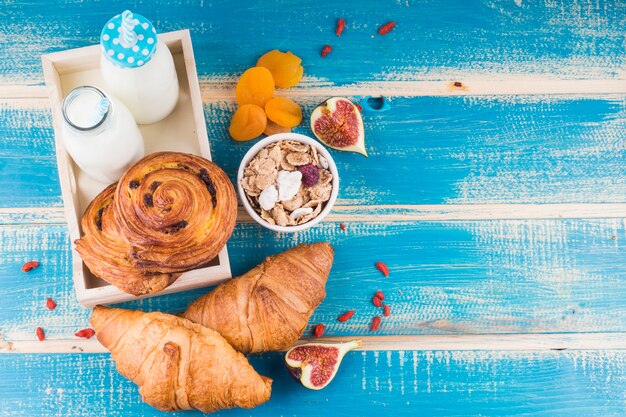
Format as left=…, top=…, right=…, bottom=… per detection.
left=100, top=10, right=158, bottom=68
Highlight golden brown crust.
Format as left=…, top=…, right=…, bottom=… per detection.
left=183, top=242, right=334, bottom=353
left=75, top=184, right=179, bottom=295
left=74, top=152, right=237, bottom=295
left=91, top=306, right=272, bottom=413
left=115, top=152, right=237, bottom=273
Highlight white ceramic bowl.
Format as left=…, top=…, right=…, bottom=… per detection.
left=237, top=133, right=339, bottom=233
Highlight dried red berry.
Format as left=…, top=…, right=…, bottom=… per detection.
left=21, top=261, right=39, bottom=272
left=354, top=103, right=363, bottom=112
left=36, top=327, right=45, bottom=341
left=375, top=290, right=385, bottom=301
left=297, top=164, right=320, bottom=187
left=375, top=261, right=389, bottom=277
left=321, top=45, right=332, bottom=58
left=75, top=328, right=96, bottom=339
left=46, top=298, right=57, bottom=310
left=378, top=22, right=396, bottom=35
left=370, top=316, right=382, bottom=331
left=313, top=323, right=325, bottom=338
left=336, top=18, right=346, bottom=36
left=383, top=304, right=391, bottom=317
left=372, top=295, right=382, bottom=308
left=339, top=223, right=347, bottom=231
left=337, top=310, right=355, bottom=322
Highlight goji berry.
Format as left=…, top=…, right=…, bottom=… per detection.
left=339, top=223, right=347, bottom=231
left=321, top=45, right=332, bottom=58
left=337, top=310, right=355, bottom=322
left=313, top=323, right=325, bottom=338
left=355, top=103, right=362, bottom=112
left=370, top=316, right=382, bottom=331
left=378, top=22, right=396, bottom=35
left=383, top=304, right=391, bottom=317
left=375, top=261, right=389, bottom=277
left=46, top=298, right=57, bottom=310
left=36, top=327, right=45, bottom=341
left=372, top=295, right=382, bottom=308
left=336, top=18, right=346, bottom=36
left=21, top=261, right=39, bottom=272
left=75, top=328, right=96, bottom=339
left=375, top=290, right=385, bottom=301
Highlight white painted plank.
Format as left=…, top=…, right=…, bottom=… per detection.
left=2, top=79, right=626, bottom=102
left=2, top=332, right=626, bottom=354
left=3, top=204, right=626, bottom=226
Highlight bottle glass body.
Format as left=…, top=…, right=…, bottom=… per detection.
left=61, top=86, right=144, bottom=184
left=100, top=40, right=179, bottom=125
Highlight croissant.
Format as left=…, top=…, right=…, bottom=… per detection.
left=183, top=242, right=334, bottom=353
left=91, top=305, right=272, bottom=413
left=75, top=184, right=179, bottom=295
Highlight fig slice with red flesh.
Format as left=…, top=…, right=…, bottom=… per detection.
left=310, top=97, right=367, bottom=157
left=285, top=339, right=361, bottom=390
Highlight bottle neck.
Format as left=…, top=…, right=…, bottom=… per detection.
left=62, top=86, right=112, bottom=136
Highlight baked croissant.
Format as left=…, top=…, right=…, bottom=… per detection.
left=75, top=184, right=179, bottom=295
left=114, top=152, right=237, bottom=273
left=91, top=305, right=272, bottom=413
left=183, top=242, right=334, bottom=353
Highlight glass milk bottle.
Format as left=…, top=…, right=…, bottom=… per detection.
left=100, top=10, right=179, bottom=124
left=61, top=86, right=144, bottom=184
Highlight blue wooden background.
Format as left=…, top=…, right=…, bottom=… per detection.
left=1, top=0, right=626, bottom=416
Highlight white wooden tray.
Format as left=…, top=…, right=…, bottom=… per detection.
left=42, top=30, right=232, bottom=307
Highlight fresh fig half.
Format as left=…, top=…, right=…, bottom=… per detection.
left=310, top=97, right=367, bottom=157
left=285, top=339, right=361, bottom=390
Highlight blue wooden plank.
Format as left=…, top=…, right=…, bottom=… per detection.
left=1, top=3, right=624, bottom=415
left=0, top=103, right=61, bottom=208
left=1, top=95, right=626, bottom=207
left=1, top=350, right=625, bottom=416
left=209, top=95, right=626, bottom=205
left=1, top=218, right=625, bottom=340
left=1, top=0, right=625, bottom=85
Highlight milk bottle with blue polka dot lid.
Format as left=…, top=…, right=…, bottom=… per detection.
left=100, top=10, right=179, bottom=124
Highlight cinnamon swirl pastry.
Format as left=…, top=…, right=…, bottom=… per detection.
left=75, top=152, right=237, bottom=295
left=114, top=152, right=237, bottom=273
left=75, top=184, right=179, bottom=295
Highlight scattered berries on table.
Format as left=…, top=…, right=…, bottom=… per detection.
left=338, top=310, right=355, bottom=322
left=21, top=261, right=39, bottom=272
left=313, top=323, right=325, bottom=338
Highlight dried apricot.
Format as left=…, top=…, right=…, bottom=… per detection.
left=264, top=119, right=291, bottom=136
left=229, top=104, right=267, bottom=141
left=264, top=97, right=302, bottom=128
left=235, top=67, right=275, bottom=107
left=257, top=50, right=304, bottom=89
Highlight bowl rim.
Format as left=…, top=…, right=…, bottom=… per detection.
left=236, top=133, right=339, bottom=233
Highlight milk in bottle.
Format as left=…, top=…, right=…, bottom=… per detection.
left=100, top=10, right=179, bottom=124
left=61, top=86, right=144, bottom=183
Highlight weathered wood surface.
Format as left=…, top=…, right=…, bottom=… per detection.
left=2, top=95, right=626, bottom=208
left=1, top=0, right=625, bottom=415
left=1, top=0, right=625, bottom=85
left=1, top=351, right=626, bottom=417
left=2, top=219, right=626, bottom=342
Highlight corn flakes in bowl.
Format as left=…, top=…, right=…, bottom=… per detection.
left=237, top=133, right=339, bottom=232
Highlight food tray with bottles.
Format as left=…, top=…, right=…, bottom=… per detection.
left=41, top=30, right=231, bottom=307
